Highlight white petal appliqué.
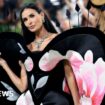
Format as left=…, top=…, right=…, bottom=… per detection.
left=24, top=57, right=34, bottom=72
left=35, top=76, right=48, bottom=91
left=1, top=81, right=20, bottom=101
left=30, top=75, right=35, bottom=88
left=16, top=90, right=34, bottom=105
left=17, top=43, right=26, bottom=54
left=16, top=93, right=26, bottom=105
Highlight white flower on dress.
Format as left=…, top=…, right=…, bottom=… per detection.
left=16, top=90, right=34, bottom=105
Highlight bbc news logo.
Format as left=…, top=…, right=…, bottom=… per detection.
left=0, top=90, right=13, bottom=97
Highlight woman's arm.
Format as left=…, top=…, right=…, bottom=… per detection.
left=77, top=0, right=97, bottom=27
left=0, top=58, right=28, bottom=93
left=63, top=60, right=80, bottom=105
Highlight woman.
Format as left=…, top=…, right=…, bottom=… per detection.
left=0, top=3, right=80, bottom=105
left=90, top=0, right=105, bottom=34
left=77, top=0, right=105, bottom=34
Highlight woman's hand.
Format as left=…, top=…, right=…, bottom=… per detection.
left=0, top=53, right=27, bottom=92
left=0, top=57, right=8, bottom=69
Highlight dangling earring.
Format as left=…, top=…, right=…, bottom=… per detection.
left=42, top=18, right=45, bottom=23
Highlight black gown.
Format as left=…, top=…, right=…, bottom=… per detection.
left=0, top=27, right=105, bottom=105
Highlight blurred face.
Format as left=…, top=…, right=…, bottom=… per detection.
left=83, top=0, right=89, bottom=7
left=22, top=8, right=44, bottom=32
left=56, top=10, right=64, bottom=23
left=0, top=0, right=4, bottom=8
left=60, top=19, right=71, bottom=31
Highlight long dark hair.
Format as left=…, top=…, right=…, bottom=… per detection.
left=20, top=3, right=57, bottom=45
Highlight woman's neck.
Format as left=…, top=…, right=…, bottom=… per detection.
left=35, top=26, right=49, bottom=40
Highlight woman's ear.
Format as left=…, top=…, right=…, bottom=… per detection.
left=40, top=12, right=45, bottom=23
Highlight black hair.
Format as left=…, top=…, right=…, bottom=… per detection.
left=20, top=3, right=57, bottom=45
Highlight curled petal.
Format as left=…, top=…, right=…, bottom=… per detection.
left=39, top=50, right=65, bottom=71
left=66, top=50, right=84, bottom=72
left=95, top=58, right=105, bottom=76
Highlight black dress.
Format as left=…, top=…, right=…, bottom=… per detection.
left=0, top=27, right=105, bottom=105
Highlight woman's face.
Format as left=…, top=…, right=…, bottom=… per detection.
left=22, top=8, right=44, bottom=32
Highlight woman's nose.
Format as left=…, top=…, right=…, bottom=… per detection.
left=27, top=19, right=32, bottom=25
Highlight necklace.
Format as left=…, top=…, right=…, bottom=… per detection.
left=34, top=33, right=50, bottom=49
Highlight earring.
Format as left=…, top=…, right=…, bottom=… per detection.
left=42, top=18, right=45, bottom=23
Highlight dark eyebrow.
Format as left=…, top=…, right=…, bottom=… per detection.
left=22, top=17, right=27, bottom=21
left=22, top=13, right=35, bottom=21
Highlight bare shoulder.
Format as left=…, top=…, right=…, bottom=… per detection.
left=50, top=33, right=58, bottom=39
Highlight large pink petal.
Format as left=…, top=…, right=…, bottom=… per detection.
left=39, top=50, right=64, bottom=71
left=80, top=63, right=97, bottom=97
left=92, top=72, right=105, bottom=105
left=66, top=50, right=84, bottom=72
left=74, top=71, right=84, bottom=95
left=95, top=58, right=105, bottom=76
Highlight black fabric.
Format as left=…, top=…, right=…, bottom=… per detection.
left=0, top=32, right=29, bottom=105
left=42, top=91, right=72, bottom=105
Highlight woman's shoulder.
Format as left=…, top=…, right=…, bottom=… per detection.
left=50, top=33, right=58, bottom=39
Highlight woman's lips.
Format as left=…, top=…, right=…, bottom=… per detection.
left=29, top=25, right=35, bottom=29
